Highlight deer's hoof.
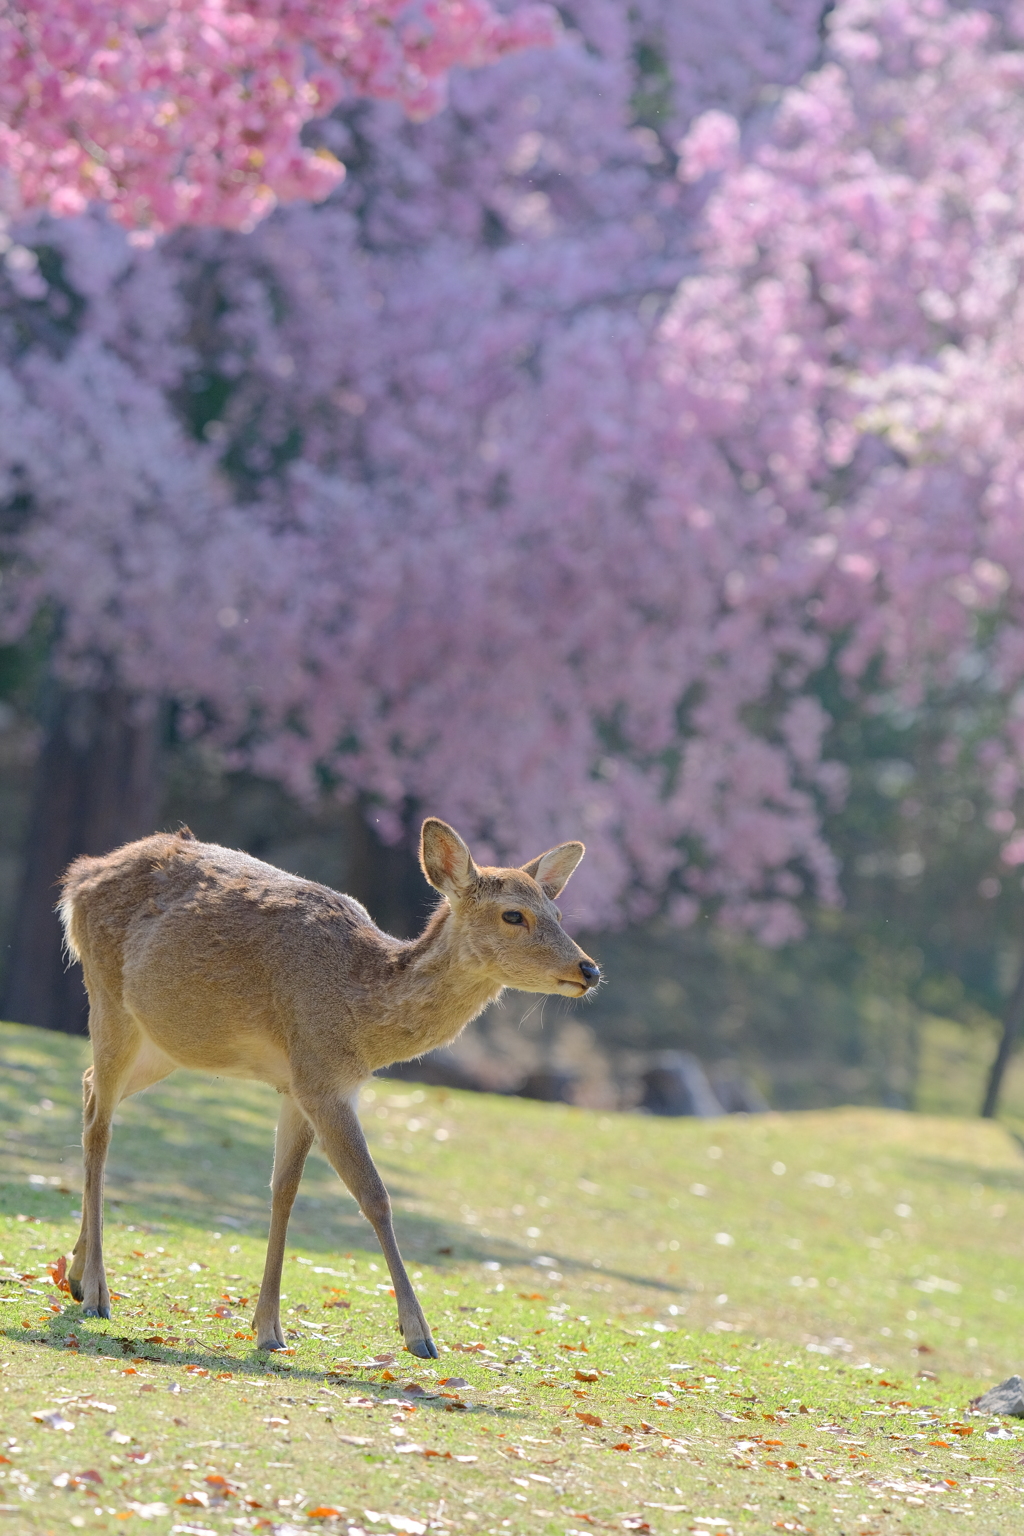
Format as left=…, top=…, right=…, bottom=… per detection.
left=69, top=1278, right=83, bottom=1302
left=407, top=1337, right=439, bottom=1360
left=257, top=1337, right=287, bottom=1352
left=82, top=1304, right=111, bottom=1320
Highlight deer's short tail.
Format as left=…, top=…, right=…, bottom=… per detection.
left=58, top=850, right=106, bottom=966
left=57, top=888, right=82, bottom=966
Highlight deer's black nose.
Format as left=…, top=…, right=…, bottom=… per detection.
left=579, top=961, right=600, bottom=986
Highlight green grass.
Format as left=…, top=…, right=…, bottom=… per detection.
left=1, top=1019, right=1024, bottom=1536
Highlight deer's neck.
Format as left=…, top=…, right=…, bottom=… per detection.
left=376, top=904, right=499, bottom=1060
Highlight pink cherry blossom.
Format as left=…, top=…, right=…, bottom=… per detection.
left=6, top=0, right=1024, bottom=938
left=0, top=0, right=556, bottom=230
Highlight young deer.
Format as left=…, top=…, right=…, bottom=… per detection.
left=59, top=818, right=600, bottom=1357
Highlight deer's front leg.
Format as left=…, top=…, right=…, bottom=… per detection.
left=306, top=1092, right=437, bottom=1360
left=253, top=1094, right=315, bottom=1350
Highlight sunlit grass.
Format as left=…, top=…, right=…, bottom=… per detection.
left=1, top=1019, right=1023, bottom=1534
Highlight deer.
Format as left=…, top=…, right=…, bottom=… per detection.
left=58, top=818, right=600, bottom=1358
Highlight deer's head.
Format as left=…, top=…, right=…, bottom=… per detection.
left=420, top=818, right=601, bottom=997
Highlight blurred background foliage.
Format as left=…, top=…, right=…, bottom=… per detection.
left=0, top=633, right=1020, bottom=1118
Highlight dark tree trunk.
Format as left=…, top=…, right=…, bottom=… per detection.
left=1, top=686, right=163, bottom=1034
left=981, top=954, right=1024, bottom=1119
left=343, top=803, right=434, bottom=940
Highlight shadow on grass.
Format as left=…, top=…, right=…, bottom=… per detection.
left=0, top=1317, right=534, bottom=1418
left=904, top=1153, right=1024, bottom=1193
left=0, top=1179, right=680, bottom=1299
left=0, top=1023, right=679, bottom=1298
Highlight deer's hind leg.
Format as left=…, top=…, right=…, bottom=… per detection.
left=69, top=993, right=168, bottom=1317
left=252, top=1094, right=315, bottom=1350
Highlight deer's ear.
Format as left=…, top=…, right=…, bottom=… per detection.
left=420, top=818, right=478, bottom=901
left=521, top=841, right=585, bottom=900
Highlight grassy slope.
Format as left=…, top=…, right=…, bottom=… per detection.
left=1, top=1020, right=1023, bottom=1536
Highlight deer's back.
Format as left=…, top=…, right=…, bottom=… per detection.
left=62, top=832, right=396, bottom=1074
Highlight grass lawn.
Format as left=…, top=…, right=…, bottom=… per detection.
left=0, top=1019, right=1023, bottom=1536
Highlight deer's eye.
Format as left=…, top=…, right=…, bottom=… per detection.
left=502, top=910, right=525, bottom=925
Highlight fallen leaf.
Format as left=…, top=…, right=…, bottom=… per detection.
left=53, top=1469, right=103, bottom=1489
left=32, top=1409, right=74, bottom=1431
left=438, top=1377, right=469, bottom=1388
left=339, top=1435, right=371, bottom=1447
left=48, top=1256, right=71, bottom=1295
left=612, top=1442, right=632, bottom=1451
left=176, top=1491, right=210, bottom=1508
left=309, top=1508, right=345, bottom=1519
left=576, top=1412, right=603, bottom=1428
left=575, top=1370, right=599, bottom=1382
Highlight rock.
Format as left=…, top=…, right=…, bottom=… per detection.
left=376, top=1048, right=492, bottom=1092
left=517, top=1068, right=576, bottom=1103
left=709, top=1066, right=771, bottom=1113
left=640, top=1050, right=723, bottom=1117
left=971, top=1376, right=1024, bottom=1415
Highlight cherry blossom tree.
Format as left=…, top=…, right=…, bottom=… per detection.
left=0, top=0, right=556, bottom=230
left=7, top=0, right=1024, bottom=1038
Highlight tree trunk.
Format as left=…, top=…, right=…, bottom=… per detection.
left=0, top=686, right=163, bottom=1034
left=343, top=802, right=433, bottom=940
left=981, top=954, right=1024, bottom=1119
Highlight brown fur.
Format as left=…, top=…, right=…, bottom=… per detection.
left=59, top=818, right=598, bottom=1355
